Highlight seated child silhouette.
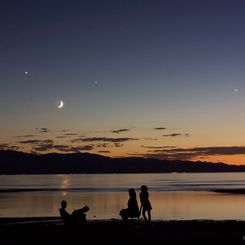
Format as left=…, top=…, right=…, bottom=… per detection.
left=59, top=200, right=89, bottom=226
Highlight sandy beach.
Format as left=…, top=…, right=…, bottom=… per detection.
left=1, top=217, right=245, bottom=244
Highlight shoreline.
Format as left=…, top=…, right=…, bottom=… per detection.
left=3, top=216, right=245, bottom=225
left=2, top=216, right=245, bottom=223
left=1, top=217, right=245, bottom=244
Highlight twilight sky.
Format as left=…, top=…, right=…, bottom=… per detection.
left=1, top=0, right=245, bottom=164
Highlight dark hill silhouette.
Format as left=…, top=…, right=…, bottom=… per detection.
left=1, top=150, right=245, bottom=174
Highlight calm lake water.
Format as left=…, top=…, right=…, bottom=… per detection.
left=1, top=173, right=245, bottom=220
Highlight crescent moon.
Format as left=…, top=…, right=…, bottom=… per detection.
left=57, top=100, right=64, bottom=109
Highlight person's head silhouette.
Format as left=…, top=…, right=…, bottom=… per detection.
left=61, top=200, right=67, bottom=209
left=82, top=206, right=90, bottom=212
left=128, top=188, right=136, bottom=198
left=141, top=185, right=148, bottom=192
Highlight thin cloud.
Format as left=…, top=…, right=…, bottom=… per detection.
left=94, top=142, right=124, bottom=149
left=144, top=138, right=158, bottom=141
left=33, top=142, right=94, bottom=153
left=98, top=150, right=111, bottom=153
left=18, top=140, right=43, bottom=144
left=0, top=143, right=20, bottom=151
left=13, top=135, right=35, bottom=138
left=64, top=133, right=79, bottom=136
left=42, top=140, right=54, bottom=143
left=36, top=128, right=50, bottom=133
left=31, top=140, right=54, bottom=151
left=154, top=127, right=166, bottom=130
left=96, top=143, right=110, bottom=148
left=111, top=129, right=130, bottom=134
left=53, top=145, right=93, bottom=152
left=163, top=133, right=182, bottom=137
left=9, top=145, right=20, bottom=151
left=79, top=145, right=94, bottom=151
left=162, top=133, right=190, bottom=137
left=141, top=146, right=245, bottom=161
left=141, top=145, right=176, bottom=149
left=61, top=129, right=72, bottom=132
left=56, top=133, right=79, bottom=138
left=0, top=143, right=9, bottom=148
left=190, top=146, right=245, bottom=155
left=33, top=143, right=53, bottom=152
left=71, top=137, right=138, bottom=143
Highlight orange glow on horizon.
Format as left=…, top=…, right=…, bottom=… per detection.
left=3, top=130, right=245, bottom=166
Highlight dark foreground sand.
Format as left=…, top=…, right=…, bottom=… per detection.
left=1, top=217, right=245, bottom=245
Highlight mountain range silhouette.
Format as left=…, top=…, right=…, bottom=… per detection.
left=1, top=150, right=245, bottom=174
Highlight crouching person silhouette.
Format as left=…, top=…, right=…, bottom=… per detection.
left=119, top=188, right=140, bottom=221
left=59, top=200, right=89, bottom=226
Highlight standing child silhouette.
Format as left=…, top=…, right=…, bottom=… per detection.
left=139, top=185, right=152, bottom=222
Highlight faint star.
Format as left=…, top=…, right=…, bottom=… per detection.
left=25, top=71, right=28, bottom=75
left=94, top=80, right=98, bottom=84
left=234, top=88, right=239, bottom=93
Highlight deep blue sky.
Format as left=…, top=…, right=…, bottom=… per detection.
left=1, top=0, right=245, bottom=163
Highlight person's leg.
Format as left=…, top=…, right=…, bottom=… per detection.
left=142, top=208, right=147, bottom=222
left=147, top=210, right=151, bottom=222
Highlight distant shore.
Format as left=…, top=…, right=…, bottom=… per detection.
left=212, top=188, right=245, bottom=194
left=2, top=149, right=245, bottom=174
left=1, top=217, right=245, bottom=244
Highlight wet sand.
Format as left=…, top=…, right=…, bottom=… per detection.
left=1, top=217, right=245, bottom=244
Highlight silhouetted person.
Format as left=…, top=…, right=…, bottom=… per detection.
left=119, top=188, right=140, bottom=221
left=140, top=185, right=152, bottom=222
left=59, top=200, right=89, bottom=226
